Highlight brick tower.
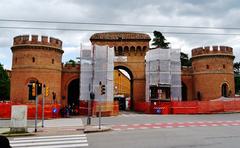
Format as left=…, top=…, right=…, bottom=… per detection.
left=10, top=35, right=64, bottom=104
left=191, top=46, right=235, bottom=101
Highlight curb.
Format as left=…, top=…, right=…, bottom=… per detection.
left=84, top=125, right=112, bottom=133
left=1, top=132, right=35, bottom=137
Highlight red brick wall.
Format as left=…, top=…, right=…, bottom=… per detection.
left=61, top=64, right=80, bottom=107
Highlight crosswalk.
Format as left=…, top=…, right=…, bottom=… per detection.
left=10, top=134, right=88, bottom=148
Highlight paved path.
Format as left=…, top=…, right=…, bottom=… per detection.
left=10, top=134, right=88, bottom=148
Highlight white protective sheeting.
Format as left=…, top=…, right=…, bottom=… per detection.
left=80, top=49, right=93, bottom=101
left=80, top=45, right=114, bottom=102
left=92, top=45, right=114, bottom=102
left=145, top=48, right=181, bottom=101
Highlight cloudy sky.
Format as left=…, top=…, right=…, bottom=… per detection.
left=1, top=0, right=240, bottom=69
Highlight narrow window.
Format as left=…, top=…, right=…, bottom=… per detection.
left=206, top=65, right=209, bottom=69
left=223, top=64, right=226, bottom=69
left=32, top=57, right=35, bottom=63
left=52, top=59, right=54, bottom=64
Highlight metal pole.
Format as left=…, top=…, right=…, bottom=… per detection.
left=35, top=84, right=38, bottom=132
left=87, top=98, right=91, bottom=125
left=99, top=100, right=101, bottom=129
left=42, top=84, right=45, bottom=128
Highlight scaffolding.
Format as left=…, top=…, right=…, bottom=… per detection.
left=80, top=45, right=114, bottom=102
left=145, top=48, right=181, bottom=102
left=80, top=49, right=92, bottom=101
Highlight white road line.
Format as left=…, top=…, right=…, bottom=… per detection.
left=127, top=128, right=135, bottom=130
left=177, top=126, right=186, bottom=128
left=10, top=140, right=87, bottom=147
left=120, top=124, right=128, bottom=127
left=10, top=137, right=87, bottom=143
left=114, top=128, right=121, bottom=131
left=14, top=143, right=89, bottom=148
left=13, top=134, right=86, bottom=140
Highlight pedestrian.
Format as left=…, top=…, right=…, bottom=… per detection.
left=0, top=135, right=11, bottom=148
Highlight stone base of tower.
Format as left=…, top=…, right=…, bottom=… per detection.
left=79, top=100, right=119, bottom=117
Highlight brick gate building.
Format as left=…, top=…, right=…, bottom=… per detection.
left=10, top=33, right=235, bottom=112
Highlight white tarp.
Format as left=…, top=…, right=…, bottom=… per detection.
left=80, top=45, right=114, bottom=102
left=145, top=48, right=181, bottom=101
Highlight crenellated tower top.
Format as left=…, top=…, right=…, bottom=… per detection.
left=192, top=46, right=233, bottom=58
left=12, top=35, right=62, bottom=49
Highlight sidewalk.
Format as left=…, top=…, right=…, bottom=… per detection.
left=1, top=117, right=112, bottom=136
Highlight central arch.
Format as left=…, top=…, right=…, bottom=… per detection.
left=114, top=65, right=134, bottom=110
left=67, top=78, right=80, bottom=114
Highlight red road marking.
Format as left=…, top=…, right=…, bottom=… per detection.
left=112, top=120, right=240, bottom=131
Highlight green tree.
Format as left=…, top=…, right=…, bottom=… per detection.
left=0, top=63, right=10, bottom=100
left=151, top=31, right=170, bottom=49
left=234, top=62, right=240, bottom=94
left=67, top=59, right=76, bottom=67
left=180, top=52, right=192, bottom=67
left=234, top=62, right=240, bottom=74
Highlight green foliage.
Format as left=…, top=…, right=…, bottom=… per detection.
left=0, top=63, right=10, bottom=100
left=180, top=52, right=192, bottom=67
left=67, top=59, right=76, bottom=67
left=234, top=62, right=240, bottom=94
left=234, top=62, right=240, bottom=74
left=151, top=31, right=170, bottom=49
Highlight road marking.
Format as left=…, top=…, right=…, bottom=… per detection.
left=112, top=120, right=240, bottom=131
left=10, top=134, right=88, bottom=148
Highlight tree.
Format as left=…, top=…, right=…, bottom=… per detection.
left=234, top=62, right=240, bottom=74
left=151, top=31, right=170, bottom=49
left=67, top=59, right=76, bottom=67
left=0, top=63, right=10, bottom=100
left=234, top=62, right=240, bottom=94
left=180, top=52, right=192, bottom=67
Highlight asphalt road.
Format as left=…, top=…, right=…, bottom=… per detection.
left=84, top=112, right=240, bottom=148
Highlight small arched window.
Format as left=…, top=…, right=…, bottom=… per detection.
left=223, top=64, right=226, bottom=69
left=32, top=57, right=35, bottom=63
left=206, top=65, right=209, bottom=69
left=52, top=59, right=54, bottom=64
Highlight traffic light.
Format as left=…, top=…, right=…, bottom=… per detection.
left=32, top=83, right=36, bottom=96
left=101, top=85, right=106, bottom=95
left=37, top=83, right=42, bottom=95
left=45, top=86, right=49, bottom=97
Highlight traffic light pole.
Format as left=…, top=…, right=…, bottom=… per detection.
left=35, top=86, right=38, bottom=132
left=42, top=84, right=45, bottom=128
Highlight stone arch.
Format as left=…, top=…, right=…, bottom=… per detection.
left=25, top=77, right=38, bottom=85
left=221, top=83, right=229, bottom=97
left=114, top=65, right=134, bottom=110
left=67, top=78, right=80, bottom=114
left=182, top=82, right=188, bottom=101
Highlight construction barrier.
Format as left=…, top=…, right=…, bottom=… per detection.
left=0, top=102, right=61, bottom=119
left=172, top=101, right=198, bottom=114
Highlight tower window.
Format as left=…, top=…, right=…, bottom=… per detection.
left=32, top=57, right=35, bottom=63
left=223, top=64, right=226, bottom=69
left=52, top=59, right=54, bottom=64
left=206, top=65, right=209, bottom=69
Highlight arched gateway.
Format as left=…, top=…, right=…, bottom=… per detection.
left=90, top=32, right=151, bottom=109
